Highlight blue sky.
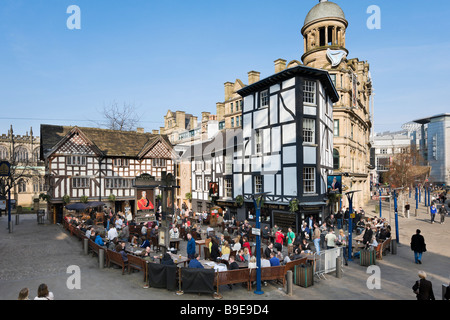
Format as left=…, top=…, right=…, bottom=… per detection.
left=1, top=0, right=450, bottom=136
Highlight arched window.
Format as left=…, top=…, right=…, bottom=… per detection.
left=33, top=148, right=40, bottom=162
left=18, top=179, right=27, bottom=193
left=0, top=146, right=8, bottom=160
left=14, top=146, right=28, bottom=162
left=333, top=149, right=340, bottom=170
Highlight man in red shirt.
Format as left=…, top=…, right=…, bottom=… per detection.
left=274, top=229, right=285, bottom=252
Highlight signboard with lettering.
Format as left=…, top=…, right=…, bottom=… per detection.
left=0, top=161, right=11, bottom=177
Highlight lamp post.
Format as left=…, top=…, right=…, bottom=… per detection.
left=415, top=186, right=419, bottom=216
left=344, top=190, right=361, bottom=262
left=379, top=189, right=382, bottom=218
left=393, top=189, right=401, bottom=244
left=253, top=192, right=270, bottom=295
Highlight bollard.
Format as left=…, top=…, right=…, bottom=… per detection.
left=390, top=239, right=397, bottom=255
left=83, top=238, right=89, bottom=255
left=336, top=256, right=342, bottom=278
left=415, top=209, right=418, bottom=217
left=99, top=249, right=105, bottom=269
left=286, top=270, right=293, bottom=296
left=15, top=214, right=19, bottom=225
left=8, top=220, right=13, bottom=233
left=442, top=284, right=449, bottom=300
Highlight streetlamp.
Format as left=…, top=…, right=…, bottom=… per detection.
left=392, top=187, right=403, bottom=244
left=252, top=192, right=270, bottom=295
left=344, top=190, right=361, bottom=262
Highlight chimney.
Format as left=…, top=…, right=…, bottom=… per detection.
left=152, top=130, right=159, bottom=134
left=274, top=59, right=287, bottom=73
left=201, top=112, right=211, bottom=123
left=224, top=82, right=234, bottom=101
left=216, top=102, right=225, bottom=121
left=189, top=116, right=198, bottom=129
left=248, top=71, right=260, bottom=85
left=136, top=127, right=144, bottom=133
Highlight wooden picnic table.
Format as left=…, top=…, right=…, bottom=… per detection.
left=195, top=240, right=206, bottom=258
left=169, top=238, right=182, bottom=250
left=154, top=252, right=190, bottom=268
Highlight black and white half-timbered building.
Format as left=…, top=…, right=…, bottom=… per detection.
left=40, top=125, right=176, bottom=223
left=235, top=65, right=339, bottom=232
left=185, top=65, right=338, bottom=232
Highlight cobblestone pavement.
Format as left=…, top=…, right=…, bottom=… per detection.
left=0, top=199, right=449, bottom=300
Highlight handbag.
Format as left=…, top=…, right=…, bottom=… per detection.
left=413, top=280, right=420, bottom=295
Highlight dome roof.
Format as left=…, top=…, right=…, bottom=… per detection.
left=304, top=0, right=346, bottom=25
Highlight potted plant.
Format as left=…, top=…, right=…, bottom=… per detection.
left=185, top=192, right=192, bottom=203
left=235, top=195, right=244, bottom=208
left=39, top=193, right=51, bottom=203
left=62, top=194, right=70, bottom=204
left=108, top=194, right=116, bottom=202
left=256, top=196, right=264, bottom=208
left=80, top=195, right=88, bottom=203
left=289, top=198, right=299, bottom=213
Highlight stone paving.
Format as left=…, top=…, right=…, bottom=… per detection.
left=0, top=199, right=449, bottom=300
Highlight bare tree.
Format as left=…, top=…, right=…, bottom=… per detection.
left=98, top=101, right=141, bottom=131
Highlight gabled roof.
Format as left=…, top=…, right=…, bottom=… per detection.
left=40, top=124, right=174, bottom=159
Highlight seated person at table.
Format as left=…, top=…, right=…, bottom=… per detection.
left=291, top=247, right=303, bottom=260
left=169, top=225, right=179, bottom=239
left=141, top=223, right=148, bottom=237
left=140, top=238, right=151, bottom=249
left=242, top=237, right=251, bottom=255
left=210, top=238, right=221, bottom=262
left=85, top=227, right=92, bottom=238
left=261, top=257, right=271, bottom=268
left=236, top=249, right=245, bottom=262
left=188, top=254, right=204, bottom=269
left=231, top=237, right=241, bottom=252
left=356, top=220, right=366, bottom=235
left=141, top=246, right=153, bottom=262
left=221, top=241, right=231, bottom=260
left=108, top=237, right=119, bottom=251
left=206, top=225, right=214, bottom=235
left=130, top=235, right=139, bottom=247
left=277, top=251, right=291, bottom=265
left=119, top=224, right=129, bottom=242
left=261, top=226, right=270, bottom=241
left=243, top=247, right=251, bottom=262
left=264, top=243, right=274, bottom=259
left=300, top=238, right=312, bottom=253
left=228, top=255, right=240, bottom=270
left=161, top=253, right=175, bottom=266
left=248, top=256, right=257, bottom=269
left=115, top=242, right=128, bottom=264
left=223, top=228, right=230, bottom=237
left=269, top=252, right=280, bottom=266
left=107, top=225, right=118, bottom=242
left=149, top=225, right=159, bottom=238
left=94, top=231, right=105, bottom=246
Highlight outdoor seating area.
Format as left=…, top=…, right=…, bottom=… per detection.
left=61, top=214, right=321, bottom=298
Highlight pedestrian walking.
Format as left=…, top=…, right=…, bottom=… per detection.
left=313, top=223, right=321, bottom=254
left=405, top=203, right=410, bottom=218
left=410, top=229, right=426, bottom=264
left=412, top=271, right=435, bottom=300
left=430, top=204, right=437, bottom=224
left=439, top=204, right=447, bottom=224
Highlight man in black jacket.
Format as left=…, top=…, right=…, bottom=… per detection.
left=411, top=229, right=426, bottom=264
left=362, top=224, right=373, bottom=248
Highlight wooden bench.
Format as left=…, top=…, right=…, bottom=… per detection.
left=127, top=254, right=148, bottom=282
left=250, top=265, right=286, bottom=288
left=88, top=239, right=103, bottom=257
left=376, top=237, right=392, bottom=260
left=106, top=249, right=128, bottom=275
left=213, top=268, right=253, bottom=295
left=284, top=257, right=308, bottom=274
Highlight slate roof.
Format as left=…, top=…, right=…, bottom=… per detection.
left=40, top=124, right=173, bottom=159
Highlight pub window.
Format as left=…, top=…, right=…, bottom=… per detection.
left=113, top=158, right=129, bottom=167
left=72, top=177, right=90, bottom=189
left=204, top=176, right=211, bottom=192
left=255, top=130, right=262, bottom=154
left=196, top=176, right=202, bottom=191
left=225, top=179, right=232, bottom=198
left=152, top=158, right=166, bottom=167
left=303, top=167, right=316, bottom=194
left=303, top=80, right=316, bottom=105
left=303, top=118, right=315, bottom=144
left=67, top=155, right=86, bottom=166
left=333, top=149, right=340, bottom=170
left=255, top=175, right=263, bottom=194
left=260, top=90, right=269, bottom=108
left=334, top=120, right=340, bottom=137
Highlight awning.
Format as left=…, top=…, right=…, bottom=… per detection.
left=65, top=201, right=105, bottom=211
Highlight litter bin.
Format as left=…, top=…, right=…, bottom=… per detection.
left=360, top=249, right=376, bottom=267
left=37, top=210, right=45, bottom=225
left=294, top=264, right=314, bottom=288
